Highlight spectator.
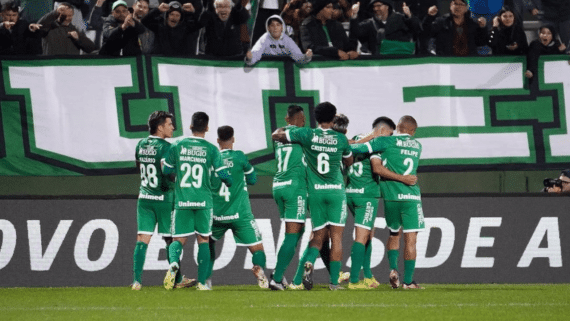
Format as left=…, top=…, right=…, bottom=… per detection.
left=349, top=0, right=421, bottom=55
left=394, top=0, right=438, bottom=21
left=281, top=0, right=312, bottom=46
left=300, top=0, right=358, bottom=60
left=98, top=0, right=146, bottom=56
left=0, top=0, right=42, bottom=55
left=142, top=1, right=201, bottom=55
left=53, top=0, right=90, bottom=31
left=544, top=169, right=570, bottom=193
left=199, top=0, right=249, bottom=57
left=503, top=0, right=540, bottom=22
left=31, top=2, right=97, bottom=55
left=535, top=0, right=570, bottom=49
left=132, top=0, right=154, bottom=54
left=245, top=14, right=312, bottom=65
left=525, top=24, right=567, bottom=79
left=331, top=0, right=351, bottom=22
left=422, top=0, right=487, bottom=56
left=488, top=6, right=528, bottom=56
left=252, top=0, right=287, bottom=45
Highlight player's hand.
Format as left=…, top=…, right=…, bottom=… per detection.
left=427, top=5, right=438, bottom=16
left=402, top=2, right=411, bottom=18
left=506, top=42, right=518, bottom=51
left=3, top=21, right=15, bottom=30
left=347, top=50, right=359, bottom=59
left=531, top=8, right=539, bottom=16
left=402, top=175, right=418, bottom=186
left=68, top=31, right=79, bottom=40
left=306, top=49, right=313, bottom=57
left=559, top=43, right=567, bottom=52
left=95, top=0, right=105, bottom=7
left=159, top=2, right=170, bottom=12
left=29, top=23, right=42, bottom=32
left=492, top=16, right=500, bottom=28
left=525, top=70, right=533, bottom=78
left=351, top=2, right=360, bottom=19
left=182, top=3, right=195, bottom=13
left=246, top=50, right=252, bottom=60
left=338, top=49, right=349, bottom=60
left=477, top=17, right=486, bottom=28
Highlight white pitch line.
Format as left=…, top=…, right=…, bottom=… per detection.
left=0, top=303, right=567, bottom=312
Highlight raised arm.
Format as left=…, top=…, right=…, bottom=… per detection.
left=271, top=127, right=290, bottom=144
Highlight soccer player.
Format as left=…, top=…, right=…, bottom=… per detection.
left=207, top=125, right=269, bottom=289
left=132, top=111, right=193, bottom=290
left=351, top=115, right=425, bottom=289
left=342, top=116, right=417, bottom=289
left=162, top=112, right=232, bottom=291
left=269, top=105, right=308, bottom=291
left=272, top=101, right=353, bottom=290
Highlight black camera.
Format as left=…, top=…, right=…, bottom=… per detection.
left=543, top=178, right=562, bottom=188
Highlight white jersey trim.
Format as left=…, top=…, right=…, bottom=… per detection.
left=215, top=165, right=228, bottom=172
left=328, top=222, right=346, bottom=227
left=244, top=167, right=254, bottom=174
left=365, top=142, right=373, bottom=154
left=285, top=129, right=292, bottom=143
left=354, top=223, right=372, bottom=230
left=137, top=231, right=154, bottom=235
left=196, top=231, right=212, bottom=237
left=370, top=155, right=382, bottom=160
left=312, top=222, right=328, bottom=231
left=236, top=240, right=263, bottom=247
left=282, top=219, right=306, bottom=223
left=163, top=160, right=174, bottom=168
left=173, top=232, right=195, bottom=237
left=403, top=228, right=425, bottom=233
left=343, top=151, right=353, bottom=159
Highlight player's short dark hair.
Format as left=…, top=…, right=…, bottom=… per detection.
left=314, top=101, right=337, bottom=124
left=2, top=1, right=19, bottom=12
left=148, top=111, right=173, bottom=135
left=217, top=125, right=234, bottom=141
left=191, top=112, right=209, bottom=133
left=399, top=115, right=418, bottom=131
left=332, top=114, right=349, bottom=134
left=287, top=105, right=304, bottom=118
left=372, top=116, right=396, bottom=130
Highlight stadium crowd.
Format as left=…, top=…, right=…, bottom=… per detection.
left=1, top=0, right=569, bottom=65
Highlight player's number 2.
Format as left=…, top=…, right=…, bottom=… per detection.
left=140, top=164, right=158, bottom=188
left=403, top=158, right=414, bottom=175
left=180, top=163, right=203, bottom=188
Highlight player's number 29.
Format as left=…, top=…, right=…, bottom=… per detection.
left=180, top=163, right=203, bottom=188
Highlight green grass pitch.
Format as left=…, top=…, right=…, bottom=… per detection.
left=1, top=284, right=568, bottom=320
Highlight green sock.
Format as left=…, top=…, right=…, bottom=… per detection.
left=168, top=241, right=183, bottom=266
left=252, top=250, right=266, bottom=269
left=349, top=242, right=365, bottom=283
left=388, top=249, right=399, bottom=271
left=274, top=233, right=301, bottom=283
left=404, top=260, right=416, bottom=284
left=165, top=240, right=182, bottom=284
left=329, top=261, right=341, bottom=285
left=319, top=242, right=331, bottom=274
left=363, top=241, right=373, bottom=279
left=206, top=242, right=216, bottom=281
left=197, top=243, right=210, bottom=284
left=132, top=241, right=148, bottom=284
left=292, top=246, right=319, bottom=285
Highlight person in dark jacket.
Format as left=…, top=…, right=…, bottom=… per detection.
left=422, top=0, right=487, bottom=56
left=488, top=6, right=528, bottom=56
left=535, top=0, right=570, bottom=49
left=300, top=0, right=358, bottom=60
left=142, top=1, right=201, bottom=56
left=525, top=24, right=567, bottom=80
left=98, top=0, right=146, bottom=56
left=31, top=2, right=97, bottom=55
left=349, top=0, right=420, bottom=55
left=0, top=1, right=42, bottom=55
left=199, top=0, right=250, bottom=57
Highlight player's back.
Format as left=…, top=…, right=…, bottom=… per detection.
left=288, top=127, right=351, bottom=193
left=346, top=135, right=380, bottom=199
left=164, top=136, right=224, bottom=209
left=376, top=134, right=422, bottom=201
left=211, top=149, right=252, bottom=217
left=273, top=125, right=306, bottom=187
left=136, top=136, right=173, bottom=201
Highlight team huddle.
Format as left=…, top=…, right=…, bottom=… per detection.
left=132, top=102, right=425, bottom=291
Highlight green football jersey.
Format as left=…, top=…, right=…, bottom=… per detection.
left=135, top=136, right=174, bottom=202
left=346, top=135, right=380, bottom=199
left=286, top=127, right=351, bottom=194
left=273, top=125, right=307, bottom=188
left=352, top=134, right=422, bottom=202
left=211, top=149, right=255, bottom=222
left=163, top=136, right=226, bottom=209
